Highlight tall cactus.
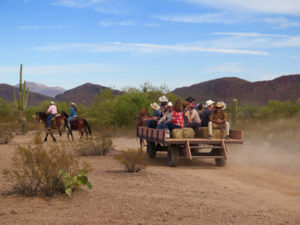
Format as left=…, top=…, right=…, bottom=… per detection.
left=231, top=98, right=238, bottom=128
left=13, top=64, right=29, bottom=134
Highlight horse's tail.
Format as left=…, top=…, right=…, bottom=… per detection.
left=83, top=119, right=92, bottom=135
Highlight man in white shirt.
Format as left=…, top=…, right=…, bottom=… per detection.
left=46, top=101, right=58, bottom=128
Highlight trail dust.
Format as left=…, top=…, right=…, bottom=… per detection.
left=0, top=121, right=300, bottom=225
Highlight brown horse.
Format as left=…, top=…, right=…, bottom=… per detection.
left=136, top=109, right=149, bottom=148
left=35, top=112, right=68, bottom=142
left=62, top=111, right=91, bottom=141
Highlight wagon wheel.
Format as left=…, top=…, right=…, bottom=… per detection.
left=167, top=145, right=179, bottom=167
left=210, top=148, right=226, bottom=167
left=147, top=141, right=157, bottom=158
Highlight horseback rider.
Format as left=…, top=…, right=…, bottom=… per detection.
left=68, top=102, right=78, bottom=128
left=46, top=101, right=58, bottom=128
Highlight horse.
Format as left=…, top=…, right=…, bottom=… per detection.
left=61, top=111, right=92, bottom=140
left=136, top=109, right=150, bottom=148
left=35, top=112, right=68, bottom=142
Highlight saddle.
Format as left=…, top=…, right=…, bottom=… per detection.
left=50, top=114, right=61, bottom=121
left=70, top=117, right=79, bottom=123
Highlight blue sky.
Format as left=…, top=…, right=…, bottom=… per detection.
left=0, top=0, right=300, bottom=90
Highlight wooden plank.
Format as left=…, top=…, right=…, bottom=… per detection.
left=189, top=156, right=225, bottom=159
left=185, top=140, right=192, bottom=160
left=142, top=127, right=148, bottom=138
left=229, top=130, right=244, bottom=142
left=164, top=138, right=243, bottom=145
left=158, top=130, right=164, bottom=142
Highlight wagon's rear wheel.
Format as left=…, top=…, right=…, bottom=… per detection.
left=147, top=141, right=157, bottom=158
left=167, top=145, right=179, bottom=167
left=211, top=148, right=227, bottom=167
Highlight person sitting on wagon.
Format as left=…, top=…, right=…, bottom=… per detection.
left=68, top=102, right=78, bottom=128
left=186, top=96, right=195, bottom=105
left=147, top=102, right=161, bottom=128
left=157, top=102, right=173, bottom=129
left=200, top=100, right=215, bottom=127
left=159, top=95, right=168, bottom=116
left=183, top=103, right=201, bottom=132
left=208, top=101, right=230, bottom=139
left=46, top=101, right=57, bottom=128
left=165, top=99, right=184, bottom=132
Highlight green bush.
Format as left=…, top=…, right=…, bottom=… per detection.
left=2, top=143, right=92, bottom=196
left=114, top=148, right=148, bottom=173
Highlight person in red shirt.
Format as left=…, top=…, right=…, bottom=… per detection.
left=165, top=99, right=184, bottom=132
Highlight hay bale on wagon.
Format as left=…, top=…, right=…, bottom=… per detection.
left=195, top=127, right=225, bottom=139
left=172, top=128, right=195, bottom=139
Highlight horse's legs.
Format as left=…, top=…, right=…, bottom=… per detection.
left=44, top=131, right=49, bottom=142
left=59, top=129, right=62, bottom=137
left=51, top=132, right=56, bottom=142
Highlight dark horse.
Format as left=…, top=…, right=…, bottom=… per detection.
left=61, top=111, right=92, bottom=140
left=136, top=109, right=149, bottom=148
left=35, top=112, right=68, bottom=142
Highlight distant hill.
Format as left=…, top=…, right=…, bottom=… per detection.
left=55, top=83, right=119, bottom=105
left=0, top=84, right=52, bottom=105
left=173, top=74, right=300, bottom=105
left=15, top=82, right=65, bottom=98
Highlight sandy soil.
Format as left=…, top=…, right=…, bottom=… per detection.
left=0, top=130, right=300, bottom=225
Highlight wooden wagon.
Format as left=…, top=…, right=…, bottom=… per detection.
left=137, top=126, right=244, bottom=167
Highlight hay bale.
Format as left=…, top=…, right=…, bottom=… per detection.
left=196, top=127, right=209, bottom=138
left=172, top=129, right=183, bottom=139
left=182, top=128, right=195, bottom=138
left=213, top=129, right=225, bottom=139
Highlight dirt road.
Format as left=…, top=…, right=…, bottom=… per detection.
left=0, top=131, right=299, bottom=225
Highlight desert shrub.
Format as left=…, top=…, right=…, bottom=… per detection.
left=76, top=135, right=113, bottom=156
left=114, top=148, right=148, bottom=173
left=0, top=130, right=14, bottom=144
left=2, top=143, right=92, bottom=196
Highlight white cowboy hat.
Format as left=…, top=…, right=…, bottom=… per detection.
left=215, top=101, right=227, bottom=110
left=205, top=100, right=215, bottom=108
left=159, top=95, right=168, bottom=102
left=167, top=102, right=173, bottom=107
left=150, top=102, right=160, bottom=110
left=71, top=102, right=76, bottom=106
left=50, top=101, right=55, bottom=105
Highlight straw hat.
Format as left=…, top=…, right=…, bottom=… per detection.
left=204, top=100, right=215, bottom=108
left=159, top=95, right=168, bottom=102
left=150, top=102, right=160, bottom=110
left=50, top=101, right=55, bottom=105
left=71, top=102, right=76, bottom=106
left=167, top=102, right=173, bottom=107
left=215, top=101, right=226, bottom=110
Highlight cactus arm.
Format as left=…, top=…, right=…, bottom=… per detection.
left=24, top=87, right=29, bottom=109
left=13, top=91, right=18, bottom=108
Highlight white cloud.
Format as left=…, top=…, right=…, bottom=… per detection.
left=182, top=0, right=300, bottom=15
left=205, top=63, right=244, bottom=73
left=210, top=32, right=300, bottom=49
left=265, top=17, right=300, bottom=28
left=154, top=13, right=235, bottom=24
left=0, top=63, right=121, bottom=76
left=98, top=20, right=135, bottom=27
left=36, top=42, right=268, bottom=55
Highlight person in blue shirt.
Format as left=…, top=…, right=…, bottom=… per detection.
left=68, top=102, right=78, bottom=128
left=200, top=100, right=215, bottom=127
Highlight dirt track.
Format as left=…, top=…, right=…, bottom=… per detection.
left=0, top=130, right=300, bottom=225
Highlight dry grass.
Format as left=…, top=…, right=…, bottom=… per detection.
left=76, top=135, right=114, bottom=156
left=114, top=148, right=148, bottom=173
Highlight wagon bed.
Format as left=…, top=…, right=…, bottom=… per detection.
left=137, top=126, right=244, bottom=167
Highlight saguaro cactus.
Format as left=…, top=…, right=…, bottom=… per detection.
left=231, top=98, right=238, bottom=128
left=13, top=64, right=29, bottom=134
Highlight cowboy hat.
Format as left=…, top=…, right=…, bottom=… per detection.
left=150, top=102, right=160, bottom=110
left=215, top=101, right=226, bottom=110
left=167, top=102, right=173, bottom=107
left=159, top=95, right=168, bottom=102
left=50, top=101, right=55, bottom=105
left=186, top=96, right=195, bottom=103
left=204, top=100, right=215, bottom=108
left=71, top=102, right=76, bottom=106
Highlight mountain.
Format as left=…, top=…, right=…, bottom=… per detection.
left=15, top=82, right=65, bottom=98
left=0, top=84, right=52, bottom=105
left=55, top=83, right=119, bottom=105
left=173, top=74, right=300, bottom=105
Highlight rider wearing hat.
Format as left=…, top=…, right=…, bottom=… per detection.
left=208, top=101, right=230, bottom=139
left=46, top=101, right=58, bottom=128
left=200, top=100, right=215, bottom=127
left=68, top=102, right=78, bottom=127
